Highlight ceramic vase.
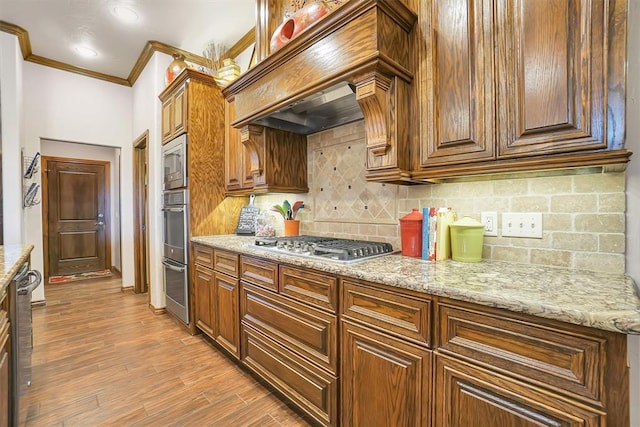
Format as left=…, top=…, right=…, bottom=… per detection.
left=270, top=1, right=328, bottom=53
left=165, top=53, right=187, bottom=86
left=214, top=58, right=241, bottom=88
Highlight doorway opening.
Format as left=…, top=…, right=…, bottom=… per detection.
left=133, top=131, right=150, bottom=295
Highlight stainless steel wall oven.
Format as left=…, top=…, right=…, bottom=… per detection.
left=162, top=188, right=189, bottom=325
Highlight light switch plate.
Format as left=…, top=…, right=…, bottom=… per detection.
left=502, top=212, right=543, bottom=238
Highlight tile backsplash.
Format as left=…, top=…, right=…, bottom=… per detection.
left=252, top=121, right=626, bottom=274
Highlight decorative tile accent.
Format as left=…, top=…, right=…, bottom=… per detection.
left=310, top=136, right=397, bottom=224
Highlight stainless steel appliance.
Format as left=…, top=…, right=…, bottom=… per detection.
left=162, top=188, right=189, bottom=324
left=162, top=134, right=187, bottom=190
left=254, top=235, right=394, bottom=263
left=9, top=263, right=42, bottom=426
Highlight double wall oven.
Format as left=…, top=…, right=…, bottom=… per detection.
left=162, top=134, right=189, bottom=324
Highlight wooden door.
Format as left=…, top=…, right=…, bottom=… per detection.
left=44, top=158, right=110, bottom=276
left=434, top=354, right=603, bottom=426
left=194, top=265, right=215, bottom=337
left=496, top=0, right=609, bottom=157
left=341, top=320, right=432, bottom=427
left=419, top=0, right=495, bottom=167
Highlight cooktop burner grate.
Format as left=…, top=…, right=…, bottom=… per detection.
left=254, top=235, right=394, bottom=261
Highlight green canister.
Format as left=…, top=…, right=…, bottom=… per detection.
left=449, top=216, right=485, bottom=262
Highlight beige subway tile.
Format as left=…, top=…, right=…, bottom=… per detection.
left=377, top=224, right=400, bottom=238
left=543, top=213, right=573, bottom=231
left=550, top=194, right=597, bottom=213
left=598, top=193, right=625, bottom=213
left=530, top=249, right=571, bottom=268
left=573, top=252, right=625, bottom=274
left=575, top=213, right=625, bottom=233
left=493, top=179, right=529, bottom=195
left=407, top=185, right=431, bottom=199
left=573, top=173, right=624, bottom=193
left=551, top=232, right=597, bottom=251
left=598, top=234, right=626, bottom=253
left=431, top=182, right=461, bottom=197
left=358, top=223, right=378, bottom=236
left=511, top=196, right=549, bottom=212
left=481, top=245, right=493, bottom=259
left=444, top=199, right=475, bottom=215
left=472, top=197, right=509, bottom=214
left=492, top=246, right=530, bottom=263
left=529, top=176, right=573, bottom=194
left=458, top=181, right=494, bottom=197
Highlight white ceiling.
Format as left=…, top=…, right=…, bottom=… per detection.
left=0, top=0, right=256, bottom=80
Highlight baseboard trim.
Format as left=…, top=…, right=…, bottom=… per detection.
left=148, top=303, right=166, bottom=315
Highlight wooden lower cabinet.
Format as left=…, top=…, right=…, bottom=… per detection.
left=214, top=272, right=239, bottom=358
left=194, top=264, right=214, bottom=337
left=241, top=323, right=338, bottom=426
left=0, top=291, right=9, bottom=427
left=434, top=354, right=604, bottom=426
left=341, top=320, right=432, bottom=427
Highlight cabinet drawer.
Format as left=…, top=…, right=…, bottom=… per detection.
left=193, top=244, right=214, bottom=269
left=241, top=282, right=338, bottom=374
left=279, top=265, right=338, bottom=313
left=241, top=324, right=338, bottom=426
left=341, top=279, right=433, bottom=348
left=437, top=300, right=605, bottom=403
left=214, top=249, right=239, bottom=277
left=240, top=256, right=278, bottom=291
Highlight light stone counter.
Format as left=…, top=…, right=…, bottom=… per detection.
left=192, top=235, right=640, bottom=335
left=0, top=244, right=35, bottom=297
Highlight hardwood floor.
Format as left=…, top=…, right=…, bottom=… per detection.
left=22, top=277, right=312, bottom=426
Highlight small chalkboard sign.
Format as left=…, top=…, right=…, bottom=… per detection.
left=235, top=194, right=259, bottom=235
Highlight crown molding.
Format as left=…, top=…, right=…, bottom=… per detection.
left=0, top=20, right=256, bottom=87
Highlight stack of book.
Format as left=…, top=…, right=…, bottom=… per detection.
left=422, top=207, right=457, bottom=261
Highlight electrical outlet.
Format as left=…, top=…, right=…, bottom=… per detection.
left=502, top=212, right=543, bottom=238
left=480, top=212, right=498, bottom=236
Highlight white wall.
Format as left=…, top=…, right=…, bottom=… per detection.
left=626, top=1, right=640, bottom=425
left=0, top=32, right=24, bottom=244
left=132, top=51, right=172, bottom=309
left=22, top=62, right=133, bottom=301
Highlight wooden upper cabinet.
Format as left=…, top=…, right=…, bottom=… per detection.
left=417, top=0, right=630, bottom=178
left=420, top=0, right=495, bottom=167
left=496, top=0, right=608, bottom=157
left=225, top=98, right=254, bottom=192
left=161, top=80, right=188, bottom=144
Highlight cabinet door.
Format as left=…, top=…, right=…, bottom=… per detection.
left=420, top=0, right=495, bottom=167
left=194, top=265, right=214, bottom=337
left=214, top=272, right=240, bottom=359
left=341, top=320, right=432, bottom=427
left=161, top=98, right=173, bottom=143
left=172, top=84, right=187, bottom=137
left=496, top=0, right=608, bottom=157
left=435, top=354, right=604, bottom=427
left=224, top=100, right=254, bottom=192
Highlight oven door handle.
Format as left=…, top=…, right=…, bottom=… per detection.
left=162, top=259, right=186, bottom=273
left=162, top=207, right=185, bottom=213
left=17, top=270, right=42, bottom=295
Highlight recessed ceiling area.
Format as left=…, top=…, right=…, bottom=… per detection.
left=0, top=0, right=256, bottom=82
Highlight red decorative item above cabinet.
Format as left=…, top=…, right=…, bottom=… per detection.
left=270, top=1, right=328, bottom=53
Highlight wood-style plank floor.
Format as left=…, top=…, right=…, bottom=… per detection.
left=22, top=277, right=311, bottom=426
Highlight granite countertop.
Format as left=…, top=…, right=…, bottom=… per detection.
left=0, top=244, right=35, bottom=297
left=192, top=235, right=640, bottom=335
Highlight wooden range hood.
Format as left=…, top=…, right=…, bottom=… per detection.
left=223, top=0, right=418, bottom=183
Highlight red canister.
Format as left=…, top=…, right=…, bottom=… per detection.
left=399, top=208, right=423, bottom=257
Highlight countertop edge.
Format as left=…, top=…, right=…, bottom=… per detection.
left=191, top=235, right=640, bottom=335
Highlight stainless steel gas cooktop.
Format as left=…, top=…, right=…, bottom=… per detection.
left=254, top=235, right=394, bottom=263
